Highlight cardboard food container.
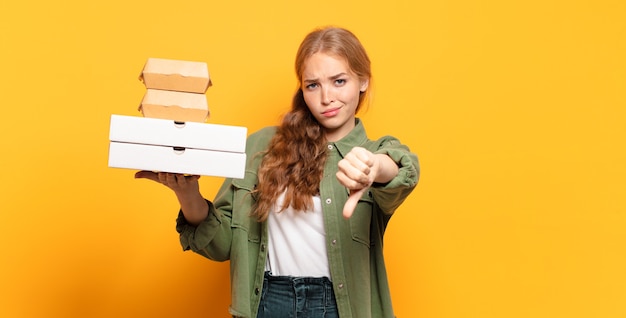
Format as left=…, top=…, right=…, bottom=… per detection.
left=139, top=58, right=212, bottom=93
left=109, top=142, right=246, bottom=179
left=108, top=142, right=246, bottom=178
left=108, top=115, right=247, bottom=178
left=139, top=89, right=210, bottom=123
left=109, top=114, right=246, bottom=153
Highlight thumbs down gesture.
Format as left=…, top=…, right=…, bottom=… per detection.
left=336, top=147, right=399, bottom=218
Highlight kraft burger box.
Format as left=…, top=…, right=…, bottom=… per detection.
left=138, top=58, right=212, bottom=123
left=140, top=57, right=212, bottom=93
left=139, top=89, right=210, bottom=123
left=108, top=58, right=247, bottom=178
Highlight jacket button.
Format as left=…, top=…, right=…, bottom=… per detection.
left=325, top=198, right=332, bottom=204
left=338, top=283, right=344, bottom=289
left=261, top=244, right=265, bottom=252
left=255, top=287, right=260, bottom=295
left=331, top=239, right=337, bottom=245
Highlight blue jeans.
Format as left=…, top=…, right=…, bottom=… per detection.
left=256, top=271, right=339, bottom=318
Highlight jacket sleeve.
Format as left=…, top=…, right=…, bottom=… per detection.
left=175, top=126, right=276, bottom=262
left=370, top=136, right=420, bottom=215
left=175, top=178, right=235, bottom=262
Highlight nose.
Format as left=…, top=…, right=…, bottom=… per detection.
left=321, top=86, right=333, bottom=105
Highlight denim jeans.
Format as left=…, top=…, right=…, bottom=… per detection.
left=255, top=271, right=339, bottom=318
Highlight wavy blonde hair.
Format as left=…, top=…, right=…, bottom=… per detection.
left=251, top=26, right=372, bottom=221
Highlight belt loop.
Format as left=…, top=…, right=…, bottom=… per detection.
left=328, top=278, right=335, bottom=306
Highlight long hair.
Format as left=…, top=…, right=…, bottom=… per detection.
left=251, top=27, right=372, bottom=221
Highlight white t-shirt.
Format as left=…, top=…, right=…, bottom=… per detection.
left=264, top=192, right=331, bottom=279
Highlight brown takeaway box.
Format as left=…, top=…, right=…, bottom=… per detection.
left=139, top=58, right=212, bottom=93
left=139, top=89, right=210, bottom=123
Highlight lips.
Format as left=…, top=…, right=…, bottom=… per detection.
left=322, top=106, right=341, bottom=117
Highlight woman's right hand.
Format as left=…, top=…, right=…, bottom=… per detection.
left=135, top=171, right=200, bottom=196
left=135, top=171, right=208, bottom=225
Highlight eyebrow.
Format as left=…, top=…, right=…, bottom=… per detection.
left=303, top=72, right=348, bottom=83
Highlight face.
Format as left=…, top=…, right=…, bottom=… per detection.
left=301, top=52, right=369, bottom=142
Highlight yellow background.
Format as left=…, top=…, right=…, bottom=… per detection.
left=1, top=0, right=625, bottom=317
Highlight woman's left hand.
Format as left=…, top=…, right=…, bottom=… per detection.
left=336, top=147, right=377, bottom=218
left=337, top=147, right=399, bottom=218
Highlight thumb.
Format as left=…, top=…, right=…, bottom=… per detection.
left=134, top=170, right=159, bottom=182
left=343, top=187, right=367, bottom=219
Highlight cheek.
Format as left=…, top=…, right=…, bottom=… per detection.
left=302, top=92, right=317, bottom=108
left=340, top=88, right=361, bottom=104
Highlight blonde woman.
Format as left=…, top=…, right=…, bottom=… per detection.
left=137, top=26, right=419, bottom=318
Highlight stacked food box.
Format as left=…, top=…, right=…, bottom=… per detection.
left=108, top=58, right=247, bottom=178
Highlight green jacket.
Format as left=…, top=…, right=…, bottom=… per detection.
left=176, top=119, right=419, bottom=318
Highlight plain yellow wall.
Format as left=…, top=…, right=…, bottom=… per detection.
left=1, top=0, right=625, bottom=317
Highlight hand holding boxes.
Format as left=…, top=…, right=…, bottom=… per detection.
left=108, top=58, right=247, bottom=179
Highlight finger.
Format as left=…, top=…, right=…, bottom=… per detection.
left=180, top=174, right=199, bottom=181
left=157, top=172, right=169, bottom=184
left=336, top=171, right=370, bottom=191
left=183, top=174, right=201, bottom=182
left=343, top=187, right=367, bottom=219
left=338, top=160, right=371, bottom=185
left=134, top=171, right=160, bottom=182
left=172, top=174, right=199, bottom=185
left=165, top=173, right=184, bottom=186
left=350, top=147, right=375, bottom=168
left=343, top=152, right=372, bottom=174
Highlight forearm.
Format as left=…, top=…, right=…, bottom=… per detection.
left=176, top=190, right=209, bottom=226
left=374, top=154, right=399, bottom=184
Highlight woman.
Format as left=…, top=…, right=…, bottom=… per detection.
left=136, top=26, right=419, bottom=318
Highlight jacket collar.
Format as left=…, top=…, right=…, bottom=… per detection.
left=328, top=118, right=369, bottom=157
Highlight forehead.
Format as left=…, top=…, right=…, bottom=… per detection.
left=301, top=52, right=352, bottom=78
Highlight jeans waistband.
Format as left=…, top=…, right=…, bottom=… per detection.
left=264, top=271, right=332, bottom=286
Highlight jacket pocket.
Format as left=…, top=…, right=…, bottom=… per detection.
left=349, top=189, right=373, bottom=247
left=231, top=170, right=260, bottom=243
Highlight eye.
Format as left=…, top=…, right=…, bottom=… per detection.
left=335, top=78, right=346, bottom=86
left=305, top=83, right=318, bottom=90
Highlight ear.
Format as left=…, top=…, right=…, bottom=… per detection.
left=359, top=79, right=369, bottom=92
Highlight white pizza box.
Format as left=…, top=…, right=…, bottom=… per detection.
left=109, top=114, right=247, bottom=153
left=139, top=57, right=212, bottom=93
left=138, top=89, right=209, bottom=123
left=108, top=142, right=246, bottom=179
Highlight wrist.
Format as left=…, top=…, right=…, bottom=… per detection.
left=374, top=154, right=399, bottom=183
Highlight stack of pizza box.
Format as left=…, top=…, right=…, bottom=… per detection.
left=108, top=58, right=247, bottom=178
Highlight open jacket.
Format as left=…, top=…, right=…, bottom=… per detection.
left=176, top=119, right=420, bottom=318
